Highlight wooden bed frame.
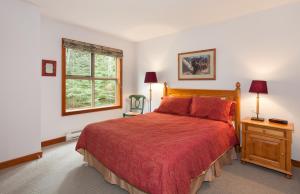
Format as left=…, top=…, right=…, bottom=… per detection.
left=163, top=82, right=241, bottom=142
left=77, top=82, right=241, bottom=194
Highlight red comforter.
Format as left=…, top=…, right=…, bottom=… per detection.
left=76, top=112, right=238, bottom=194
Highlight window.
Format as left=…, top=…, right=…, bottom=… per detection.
left=62, top=38, right=122, bottom=115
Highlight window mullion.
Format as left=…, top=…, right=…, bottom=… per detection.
left=91, top=53, right=95, bottom=107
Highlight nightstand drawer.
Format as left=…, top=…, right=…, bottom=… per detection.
left=246, top=134, right=285, bottom=169
left=248, top=126, right=285, bottom=138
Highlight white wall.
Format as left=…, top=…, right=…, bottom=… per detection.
left=0, top=0, right=41, bottom=162
left=40, top=17, right=136, bottom=141
left=136, top=3, right=300, bottom=160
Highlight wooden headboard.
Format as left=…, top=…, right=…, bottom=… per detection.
left=163, top=82, right=241, bottom=142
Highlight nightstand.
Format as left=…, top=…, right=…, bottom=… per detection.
left=241, top=118, right=294, bottom=178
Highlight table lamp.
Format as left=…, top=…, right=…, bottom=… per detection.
left=144, top=72, right=158, bottom=112
left=249, top=80, right=268, bottom=121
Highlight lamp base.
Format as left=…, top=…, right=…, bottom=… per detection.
left=251, top=117, right=265, bottom=122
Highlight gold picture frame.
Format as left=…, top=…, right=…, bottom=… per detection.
left=178, top=48, right=216, bottom=80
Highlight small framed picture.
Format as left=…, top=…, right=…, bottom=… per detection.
left=42, top=60, right=56, bottom=76
left=178, top=48, right=216, bottom=80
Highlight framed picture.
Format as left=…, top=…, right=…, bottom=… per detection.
left=42, top=60, right=56, bottom=76
left=178, top=48, right=216, bottom=80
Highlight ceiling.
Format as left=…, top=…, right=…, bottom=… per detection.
left=27, top=0, right=298, bottom=42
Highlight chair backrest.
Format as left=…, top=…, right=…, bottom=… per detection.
left=129, top=95, right=146, bottom=114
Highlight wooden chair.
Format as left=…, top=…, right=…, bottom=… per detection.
left=123, top=95, right=146, bottom=117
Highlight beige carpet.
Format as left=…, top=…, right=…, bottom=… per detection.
left=0, top=141, right=299, bottom=194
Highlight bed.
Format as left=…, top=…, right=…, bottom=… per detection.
left=76, top=82, right=241, bottom=194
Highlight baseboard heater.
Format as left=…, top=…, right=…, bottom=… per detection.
left=66, top=130, right=82, bottom=141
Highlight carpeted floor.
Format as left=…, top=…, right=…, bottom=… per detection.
left=0, top=141, right=299, bottom=194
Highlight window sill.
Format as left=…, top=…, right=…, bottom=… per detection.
left=62, top=105, right=122, bottom=116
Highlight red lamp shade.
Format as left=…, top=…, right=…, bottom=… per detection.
left=249, top=80, right=268, bottom=94
left=144, top=72, right=158, bottom=83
